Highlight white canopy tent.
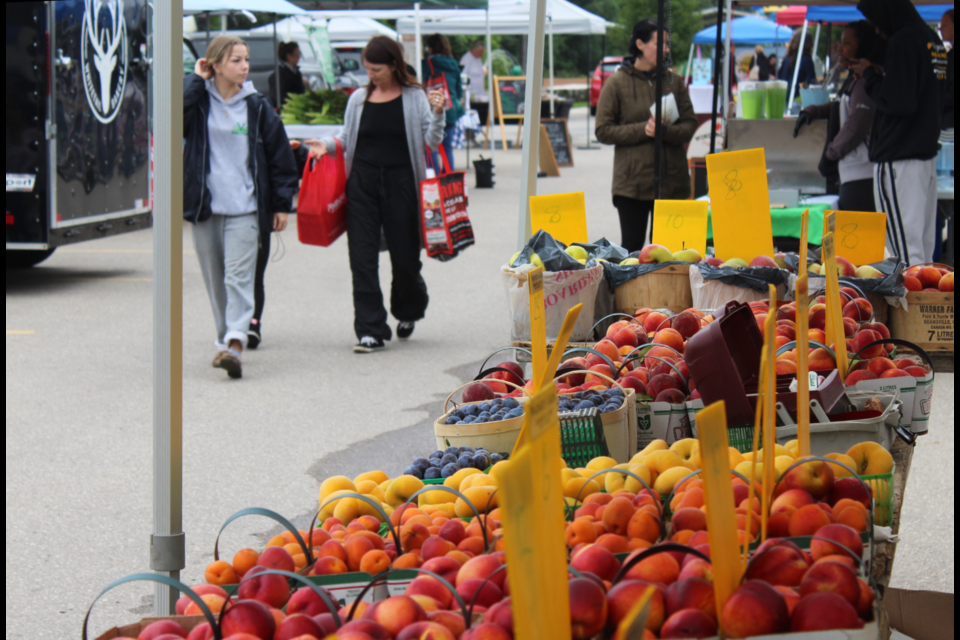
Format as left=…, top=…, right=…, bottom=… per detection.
left=395, top=0, right=612, bottom=35
left=249, top=15, right=398, bottom=41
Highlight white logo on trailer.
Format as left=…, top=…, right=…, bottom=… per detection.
left=81, top=0, right=128, bottom=124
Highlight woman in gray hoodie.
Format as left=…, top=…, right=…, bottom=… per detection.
left=307, top=36, right=445, bottom=353
left=183, top=35, right=298, bottom=378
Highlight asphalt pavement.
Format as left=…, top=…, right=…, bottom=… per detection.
left=5, top=108, right=954, bottom=638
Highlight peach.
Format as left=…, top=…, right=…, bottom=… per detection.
left=237, top=566, right=290, bottom=609
left=654, top=328, right=685, bottom=353
left=568, top=577, right=609, bottom=639
left=799, top=561, right=861, bottom=607
left=274, top=614, right=325, bottom=640
left=721, top=581, right=790, bottom=638
left=678, top=559, right=714, bottom=583
left=397, top=621, right=457, bottom=640
left=183, top=593, right=227, bottom=615
left=856, top=578, right=876, bottom=619
left=285, top=585, right=334, bottom=618
left=791, top=592, right=864, bottom=631
left=363, top=596, right=429, bottom=638
left=776, top=359, right=798, bottom=375
left=789, top=504, right=833, bottom=537
left=829, top=478, right=873, bottom=509
left=407, top=576, right=455, bottom=610
left=139, top=621, right=187, bottom=640
left=845, top=370, right=879, bottom=385
left=746, top=543, right=809, bottom=587
left=626, top=510, right=662, bottom=544
left=338, top=619, right=391, bottom=639
left=607, top=580, right=666, bottom=633
left=842, top=317, right=859, bottom=338
left=916, top=266, right=943, bottom=289
left=457, top=536, right=487, bottom=557
left=456, top=554, right=505, bottom=588
left=176, top=584, right=228, bottom=615
left=880, top=369, right=912, bottom=379
left=866, top=357, right=897, bottom=377
left=660, top=609, right=717, bottom=639
left=903, top=275, right=923, bottom=291
left=644, top=312, right=672, bottom=334
left=809, top=348, right=837, bottom=372
left=343, top=536, right=375, bottom=573
left=437, top=519, right=467, bottom=545
left=775, top=586, right=801, bottom=615
left=483, top=598, right=513, bottom=635
left=571, top=543, right=621, bottom=582
left=808, top=304, right=827, bottom=331
left=783, top=459, right=835, bottom=500
left=671, top=507, right=707, bottom=533
left=771, top=489, right=815, bottom=514
left=665, top=577, right=716, bottom=621
left=360, top=549, right=392, bottom=575
left=646, top=374, right=680, bottom=400
left=204, top=560, right=239, bottom=586
left=673, top=312, right=703, bottom=340
left=458, top=578, right=504, bottom=609
left=257, top=546, right=296, bottom=573
left=624, top=552, right=680, bottom=585
left=810, top=524, right=863, bottom=563
left=421, top=536, right=456, bottom=562
left=461, top=623, right=513, bottom=640
left=400, top=522, right=431, bottom=553
left=851, top=330, right=885, bottom=359
left=430, top=610, right=470, bottom=638
left=939, top=272, right=954, bottom=292
left=843, top=299, right=873, bottom=322
left=185, top=623, right=214, bottom=640
left=310, top=556, right=348, bottom=576
left=219, top=600, right=277, bottom=639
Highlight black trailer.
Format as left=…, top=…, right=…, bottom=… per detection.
left=6, top=0, right=152, bottom=269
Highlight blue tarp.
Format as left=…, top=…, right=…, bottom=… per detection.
left=807, top=5, right=953, bottom=24
left=693, top=16, right=794, bottom=46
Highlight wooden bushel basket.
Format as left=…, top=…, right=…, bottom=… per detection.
left=614, top=265, right=694, bottom=315
left=888, top=291, right=954, bottom=354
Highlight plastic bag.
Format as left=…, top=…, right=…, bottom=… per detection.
left=690, top=265, right=793, bottom=311
left=502, top=263, right=605, bottom=342
left=421, top=146, right=474, bottom=261
left=510, top=229, right=585, bottom=272
left=297, top=140, right=347, bottom=247
left=784, top=254, right=907, bottom=300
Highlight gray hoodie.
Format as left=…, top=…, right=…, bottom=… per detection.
left=205, top=79, right=258, bottom=215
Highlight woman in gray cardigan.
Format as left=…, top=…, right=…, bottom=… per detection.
left=308, top=36, right=445, bottom=353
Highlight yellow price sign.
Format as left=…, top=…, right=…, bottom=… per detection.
left=529, top=192, right=588, bottom=247
left=822, top=234, right=850, bottom=381
left=824, top=210, right=887, bottom=266
left=498, top=385, right=572, bottom=640
left=652, top=200, right=710, bottom=257
left=706, top=149, right=775, bottom=263
left=696, top=401, right=743, bottom=619
left=796, top=210, right=812, bottom=458
left=529, top=267, right=547, bottom=397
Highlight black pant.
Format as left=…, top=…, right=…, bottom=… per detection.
left=839, top=178, right=876, bottom=213
left=347, top=161, right=429, bottom=341
left=252, top=229, right=270, bottom=324
left=614, top=196, right=654, bottom=254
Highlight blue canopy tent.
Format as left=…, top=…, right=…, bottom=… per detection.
left=806, top=4, right=952, bottom=24
left=693, top=15, right=794, bottom=46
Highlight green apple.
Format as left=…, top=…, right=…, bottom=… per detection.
left=651, top=247, right=675, bottom=264
left=566, top=245, right=590, bottom=261
left=529, top=252, right=544, bottom=270
left=672, top=249, right=703, bottom=263
left=855, top=265, right=884, bottom=279
left=620, top=258, right=640, bottom=266
left=721, top=258, right=749, bottom=269
left=510, top=251, right=522, bottom=266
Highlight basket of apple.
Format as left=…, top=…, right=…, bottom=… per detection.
left=609, top=243, right=702, bottom=316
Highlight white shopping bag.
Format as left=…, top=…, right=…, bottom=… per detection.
left=502, top=264, right=605, bottom=342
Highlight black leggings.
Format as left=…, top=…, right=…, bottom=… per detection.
left=346, top=161, right=429, bottom=341
left=839, top=178, right=876, bottom=213
left=614, top=196, right=654, bottom=254
left=252, top=229, right=270, bottom=323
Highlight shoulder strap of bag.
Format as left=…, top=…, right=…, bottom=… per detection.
left=429, top=59, right=436, bottom=79
left=425, top=145, right=451, bottom=176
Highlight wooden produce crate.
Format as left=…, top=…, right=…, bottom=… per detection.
left=614, top=265, right=694, bottom=315
left=888, top=291, right=954, bottom=357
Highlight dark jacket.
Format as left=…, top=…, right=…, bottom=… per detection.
left=422, top=55, right=466, bottom=125
left=595, top=59, right=697, bottom=201
left=778, top=54, right=817, bottom=88
left=268, top=62, right=306, bottom=110
left=805, top=74, right=875, bottom=183
left=183, top=73, right=298, bottom=230
left=858, top=0, right=949, bottom=162
left=944, top=48, right=954, bottom=131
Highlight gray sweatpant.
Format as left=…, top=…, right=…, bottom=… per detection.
left=192, top=213, right=259, bottom=351
left=874, top=159, right=938, bottom=267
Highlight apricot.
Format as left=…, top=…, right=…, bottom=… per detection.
left=671, top=530, right=696, bottom=545
left=348, top=530, right=386, bottom=551
left=266, top=534, right=288, bottom=548
left=344, top=537, right=375, bottom=573
left=309, top=528, right=332, bottom=547
left=458, top=536, right=487, bottom=556
left=597, top=533, right=631, bottom=554
left=446, top=550, right=471, bottom=565
left=184, top=594, right=227, bottom=615
left=232, top=548, right=260, bottom=578
left=400, top=522, right=431, bottom=552
left=204, top=561, right=239, bottom=586
left=282, top=530, right=309, bottom=545
left=360, top=550, right=392, bottom=575
left=393, top=553, right=424, bottom=570
left=291, top=553, right=308, bottom=571
left=679, top=487, right=706, bottom=510
left=566, top=519, right=599, bottom=548
left=602, top=497, right=637, bottom=536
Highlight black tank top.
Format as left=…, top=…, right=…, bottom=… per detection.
left=354, top=95, right=411, bottom=168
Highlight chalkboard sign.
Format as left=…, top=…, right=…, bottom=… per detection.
left=494, top=76, right=527, bottom=119
left=542, top=119, right=573, bottom=167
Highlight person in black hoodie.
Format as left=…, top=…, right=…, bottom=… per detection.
left=267, top=41, right=306, bottom=110
left=184, top=35, right=298, bottom=378
left=941, top=10, right=954, bottom=133
left=852, top=0, right=949, bottom=266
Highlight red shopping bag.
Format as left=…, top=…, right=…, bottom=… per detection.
left=297, top=140, right=348, bottom=247
left=425, top=59, right=454, bottom=110
left=420, top=146, right=475, bottom=261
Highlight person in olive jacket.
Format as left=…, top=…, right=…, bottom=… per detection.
left=595, top=20, right=697, bottom=253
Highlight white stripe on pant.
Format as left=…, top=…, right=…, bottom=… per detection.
left=192, top=213, right=260, bottom=351
left=873, top=159, right=938, bottom=267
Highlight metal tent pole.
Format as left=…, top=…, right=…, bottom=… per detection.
left=579, top=35, right=597, bottom=150
left=789, top=19, right=809, bottom=115
left=517, top=0, right=548, bottom=250
left=812, top=22, right=822, bottom=76
left=709, top=0, right=724, bottom=155
left=685, top=42, right=695, bottom=86
left=722, top=0, right=733, bottom=121
left=273, top=14, right=280, bottom=107
left=415, top=2, right=423, bottom=83
left=549, top=17, right=555, bottom=118
left=486, top=8, right=495, bottom=165
left=654, top=0, right=665, bottom=200
left=151, top=0, right=185, bottom=616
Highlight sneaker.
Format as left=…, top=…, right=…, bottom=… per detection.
left=354, top=336, right=386, bottom=353
left=217, top=349, right=243, bottom=379
left=397, top=321, right=416, bottom=340
left=247, top=320, right=262, bottom=350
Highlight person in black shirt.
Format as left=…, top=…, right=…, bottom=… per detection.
left=941, top=10, right=954, bottom=132
left=267, top=42, right=306, bottom=110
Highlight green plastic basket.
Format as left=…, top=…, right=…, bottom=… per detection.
left=728, top=425, right=757, bottom=454
left=862, top=469, right=894, bottom=527
left=560, top=409, right=609, bottom=469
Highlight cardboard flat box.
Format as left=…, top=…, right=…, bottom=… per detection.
left=94, top=615, right=207, bottom=640
left=884, top=588, right=954, bottom=640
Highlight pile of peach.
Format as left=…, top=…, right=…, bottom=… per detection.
left=565, top=490, right=665, bottom=555
left=903, top=264, right=953, bottom=293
